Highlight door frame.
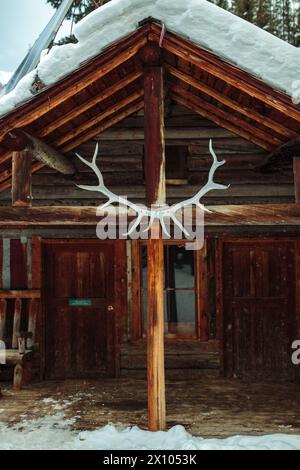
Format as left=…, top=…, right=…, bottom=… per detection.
left=41, top=239, right=127, bottom=379
left=216, top=236, right=298, bottom=380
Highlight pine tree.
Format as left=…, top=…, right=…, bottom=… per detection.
left=256, top=0, right=273, bottom=30
left=231, top=0, right=257, bottom=23
left=47, top=0, right=110, bottom=23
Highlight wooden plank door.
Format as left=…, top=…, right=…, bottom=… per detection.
left=222, top=240, right=295, bottom=381
left=44, top=241, right=118, bottom=379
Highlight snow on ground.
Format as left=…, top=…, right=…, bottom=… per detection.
left=0, top=0, right=299, bottom=117
left=0, top=412, right=300, bottom=450
left=0, top=396, right=300, bottom=450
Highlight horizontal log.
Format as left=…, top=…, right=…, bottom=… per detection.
left=95, top=128, right=235, bottom=141
left=54, top=90, right=144, bottom=147
left=189, top=170, right=293, bottom=184
left=0, top=183, right=294, bottom=202
left=188, top=156, right=268, bottom=171
left=0, top=290, right=41, bottom=299
left=188, top=140, right=262, bottom=153
left=170, top=89, right=274, bottom=151
left=0, top=204, right=299, bottom=228
left=0, top=101, right=145, bottom=193
left=4, top=350, right=32, bottom=365
left=32, top=172, right=144, bottom=186
left=75, top=142, right=144, bottom=156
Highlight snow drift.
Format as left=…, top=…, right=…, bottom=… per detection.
left=0, top=0, right=299, bottom=118
left=0, top=413, right=300, bottom=450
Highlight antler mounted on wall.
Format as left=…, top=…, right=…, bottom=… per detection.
left=76, top=140, right=229, bottom=237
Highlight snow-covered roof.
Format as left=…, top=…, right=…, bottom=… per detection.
left=0, top=0, right=299, bottom=118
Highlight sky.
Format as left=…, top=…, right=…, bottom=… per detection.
left=0, top=0, right=71, bottom=80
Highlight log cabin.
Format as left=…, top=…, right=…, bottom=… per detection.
left=0, top=0, right=300, bottom=431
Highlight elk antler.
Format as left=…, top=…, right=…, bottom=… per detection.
left=76, top=139, right=229, bottom=237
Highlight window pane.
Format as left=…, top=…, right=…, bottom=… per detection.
left=167, top=290, right=196, bottom=336
left=168, top=246, right=195, bottom=289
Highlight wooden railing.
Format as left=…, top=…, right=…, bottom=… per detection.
left=0, top=290, right=40, bottom=349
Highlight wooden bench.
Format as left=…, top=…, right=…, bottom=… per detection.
left=0, top=290, right=40, bottom=390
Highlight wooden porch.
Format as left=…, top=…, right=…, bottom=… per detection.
left=0, top=372, right=300, bottom=438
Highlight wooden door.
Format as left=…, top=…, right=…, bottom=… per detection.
left=221, top=240, right=295, bottom=381
left=44, top=241, right=118, bottom=379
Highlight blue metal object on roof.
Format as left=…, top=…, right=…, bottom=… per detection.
left=0, top=0, right=75, bottom=97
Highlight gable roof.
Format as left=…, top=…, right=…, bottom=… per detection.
left=0, top=2, right=299, bottom=195
left=0, top=0, right=299, bottom=118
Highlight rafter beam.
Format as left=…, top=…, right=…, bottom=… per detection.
left=0, top=38, right=147, bottom=142
left=163, top=39, right=300, bottom=122
left=170, top=86, right=274, bottom=151
left=62, top=99, right=144, bottom=152
left=166, top=64, right=296, bottom=139
left=0, top=100, right=144, bottom=193
left=38, top=70, right=143, bottom=137
left=55, top=90, right=144, bottom=146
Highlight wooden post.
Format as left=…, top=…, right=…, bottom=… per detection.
left=142, top=43, right=166, bottom=431
left=12, top=150, right=32, bottom=207
left=293, top=157, right=300, bottom=202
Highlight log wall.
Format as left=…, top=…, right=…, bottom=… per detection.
left=0, top=105, right=293, bottom=206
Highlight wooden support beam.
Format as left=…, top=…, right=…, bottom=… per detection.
left=12, top=298, right=22, bottom=348
left=55, top=90, right=144, bottom=146
left=0, top=290, right=41, bottom=299
left=12, top=150, right=32, bottom=207
left=0, top=37, right=147, bottom=142
left=147, top=227, right=166, bottom=432
left=293, top=157, right=300, bottom=202
left=62, top=99, right=144, bottom=153
left=21, top=133, right=75, bottom=175
left=39, top=70, right=143, bottom=137
left=142, top=43, right=166, bottom=431
left=0, top=299, right=7, bottom=341
left=166, top=65, right=296, bottom=139
left=170, top=88, right=274, bottom=151
left=0, top=101, right=144, bottom=194
left=0, top=204, right=299, bottom=228
left=170, top=85, right=282, bottom=148
left=144, top=64, right=166, bottom=205
left=155, top=29, right=300, bottom=121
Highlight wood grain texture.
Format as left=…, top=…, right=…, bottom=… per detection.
left=143, top=55, right=167, bottom=430
left=147, top=232, right=166, bottom=431
left=12, top=150, right=32, bottom=207
left=293, top=157, right=300, bottom=203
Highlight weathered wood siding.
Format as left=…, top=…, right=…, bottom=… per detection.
left=0, top=105, right=293, bottom=206
left=219, top=239, right=297, bottom=381
left=0, top=237, right=42, bottom=379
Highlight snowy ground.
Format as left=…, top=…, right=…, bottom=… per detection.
left=0, top=397, right=299, bottom=450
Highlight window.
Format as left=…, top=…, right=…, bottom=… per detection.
left=141, top=243, right=197, bottom=337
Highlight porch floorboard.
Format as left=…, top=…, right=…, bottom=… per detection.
left=0, top=371, right=299, bottom=438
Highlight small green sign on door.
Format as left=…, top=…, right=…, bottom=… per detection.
left=68, top=299, right=92, bottom=307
